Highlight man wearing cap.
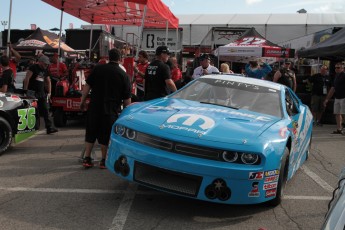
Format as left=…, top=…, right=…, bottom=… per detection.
left=273, top=60, right=297, bottom=92
left=144, top=45, right=177, bottom=101
left=23, top=55, right=58, bottom=134
left=192, top=54, right=219, bottom=79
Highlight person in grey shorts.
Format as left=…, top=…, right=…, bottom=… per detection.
left=324, top=62, right=345, bottom=135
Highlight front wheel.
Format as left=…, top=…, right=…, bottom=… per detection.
left=0, top=117, right=13, bottom=155
left=267, top=147, right=289, bottom=206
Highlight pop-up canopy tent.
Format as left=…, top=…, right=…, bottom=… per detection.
left=297, top=27, right=345, bottom=60
left=214, top=28, right=294, bottom=63
left=41, top=0, right=179, bottom=59
left=13, top=27, right=75, bottom=56
left=42, top=0, right=179, bottom=29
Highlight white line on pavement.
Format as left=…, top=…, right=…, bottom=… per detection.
left=284, top=195, right=331, bottom=200
left=109, top=184, right=138, bottom=230
left=301, top=165, right=334, bottom=193
left=0, top=186, right=151, bottom=195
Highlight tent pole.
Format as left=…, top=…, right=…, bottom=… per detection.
left=165, top=20, right=169, bottom=47
left=175, top=27, right=178, bottom=55
left=6, top=0, right=13, bottom=56
left=135, top=5, right=147, bottom=61
left=89, top=16, right=94, bottom=60
left=57, top=0, right=65, bottom=75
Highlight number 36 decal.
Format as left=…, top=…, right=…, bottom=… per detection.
left=17, top=108, right=36, bottom=131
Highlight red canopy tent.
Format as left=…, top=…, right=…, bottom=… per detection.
left=215, top=28, right=294, bottom=63
left=41, top=0, right=179, bottom=28
left=41, top=0, right=179, bottom=60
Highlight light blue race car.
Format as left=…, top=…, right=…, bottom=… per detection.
left=106, top=74, right=313, bottom=206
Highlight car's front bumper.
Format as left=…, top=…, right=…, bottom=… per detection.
left=106, top=134, right=281, bottom=205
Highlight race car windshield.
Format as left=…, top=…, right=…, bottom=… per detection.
left=171, top=78, right=283, bottom=118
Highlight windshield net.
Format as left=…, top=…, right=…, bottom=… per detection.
left=171, top=78, right=282, bottom=118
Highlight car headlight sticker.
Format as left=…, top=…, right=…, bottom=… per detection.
left=115, top=124, right=126, bottom=136
left=126, top=129, right=137, bottom=140
left=222, top=151, right=238, bottom=162
left=241, top=153, right=259, bottom=165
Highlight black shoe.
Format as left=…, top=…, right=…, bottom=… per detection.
left=47, top=127, right=58, bottom=134
left=82, top=157, right=94, bottom=168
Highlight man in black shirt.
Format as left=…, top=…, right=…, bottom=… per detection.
left=144, top=46, right=177, bottom=101
left=80, top=48, right=131, bottom=169
left=273, top=60, right=297, bottom=92
left=308, top=65, right=331, bottom=126
left=0, top=55, right=15, bottom=93
left=23, top=55, right=58, bottom=134
left=324, top=62, right=345, bottom=135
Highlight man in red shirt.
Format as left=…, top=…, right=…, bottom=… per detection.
left=0, top=43, right=21, bottom=80
left=48, top=53, right=68, bottom=96
left=48, top=53, right=68, bottom=79
left=133, top=50, right=149, bottom=101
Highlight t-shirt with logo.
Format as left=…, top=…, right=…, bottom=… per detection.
left=308, top=73, right=331, bottom=96
left=144, top=59, right=171, bottom=101
left=28, top=64, right=49, bottom=94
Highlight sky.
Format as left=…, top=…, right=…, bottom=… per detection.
left=1, top=0, right=345, bottom=31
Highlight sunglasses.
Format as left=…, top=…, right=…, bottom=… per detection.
left=335, top=67, right=342, bottom=69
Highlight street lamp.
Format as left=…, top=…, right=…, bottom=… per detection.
left=1, top=20, right=8, bottom=31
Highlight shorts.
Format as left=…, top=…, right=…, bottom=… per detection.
left=310, top=95, right=325, bottom=113
left=85, top=110, right=117, bottom=146
left=333, top=98, right=345, bottom=115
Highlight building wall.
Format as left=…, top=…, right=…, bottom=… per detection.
left=90, top=13, right=345, bottom=51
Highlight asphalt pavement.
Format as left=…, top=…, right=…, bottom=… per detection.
left=0, top=120, right=344, bottom=230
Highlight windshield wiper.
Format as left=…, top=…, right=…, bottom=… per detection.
left=200, top=101, right=239, bottom=110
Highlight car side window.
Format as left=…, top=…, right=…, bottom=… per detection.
left=285, top=90, right=299, bottom=116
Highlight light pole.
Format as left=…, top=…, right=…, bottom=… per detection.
left=1, top=20, right=8, bottom=31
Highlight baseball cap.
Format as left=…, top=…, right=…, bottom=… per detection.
left=199, top=53, right=210, bottom=61
left=155, top=46, right=171, bottom=55
left=38, top=55, right=50, bottom=65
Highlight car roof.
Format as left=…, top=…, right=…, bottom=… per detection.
left=200, top=74, right=283, bottom=91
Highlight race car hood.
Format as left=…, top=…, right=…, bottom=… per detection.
left=123, top=99, right=280, bottom=144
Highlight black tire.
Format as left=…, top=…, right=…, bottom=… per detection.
left=53, top=108, right=67, bottom=127
left=0, top=117, right=13, bottom=155
left=267, top=147, right=289, bottom=206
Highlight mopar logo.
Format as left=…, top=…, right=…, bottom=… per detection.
left=167, top=114, right=215, bottom=130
